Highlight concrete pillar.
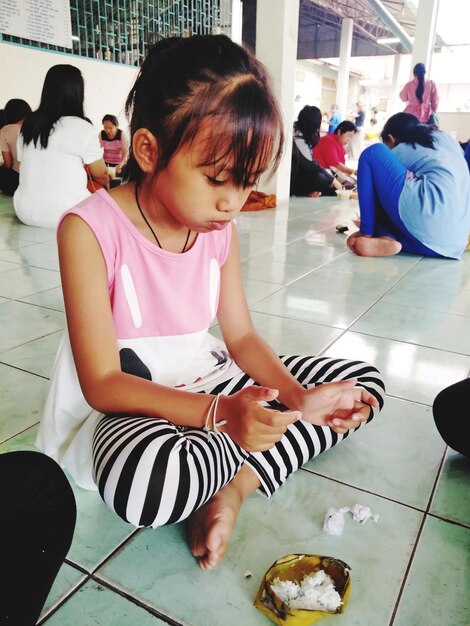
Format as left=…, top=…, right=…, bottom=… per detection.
left=387, top=53, right=404, bottom=118
left=255, top=0, right=300, bottom=203
left=231, top=0, right=243, bottom=45
left=336, top=18, right=353, bottom=119
left=411, top=0, right=440, bottom=73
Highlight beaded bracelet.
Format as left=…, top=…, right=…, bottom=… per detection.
left=203, top=394, right=228, bottom=436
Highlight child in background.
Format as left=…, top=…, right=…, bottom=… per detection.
left=37, top=35, right=384, bottom=571
left=347, top=113, right=470, bottom=258
left=14, top=65, right=108, bottom=228
left=99, top=113, right=128, bottom=176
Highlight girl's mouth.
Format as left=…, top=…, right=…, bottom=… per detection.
left=208, top=221, right=230, bottom=231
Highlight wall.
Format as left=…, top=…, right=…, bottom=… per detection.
left=438, top=112, right=470, bottom=142
left=0, top=42, right=138, bottom=131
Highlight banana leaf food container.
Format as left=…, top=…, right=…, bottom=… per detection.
left=254, top=553, right=351, bottom=626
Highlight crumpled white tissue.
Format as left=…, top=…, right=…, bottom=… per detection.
left=350, top=503, right=379, bottom=524
left=323, top=506, right=350, bottom=536
left=323, top=503, right=379, bottom=535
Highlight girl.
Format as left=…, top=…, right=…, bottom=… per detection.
left=14, top=64, right=109, bottom=228
left=347, top=112, right=470, bottom=258
left=37, top=35, right=385, bottom=570
left=0, top=98, right=32, bottom=196
left=99, top=114, right=129, bottom=176
left=290, top=105, right=342, bottom=197
left=400, top=63, right=439, bottom=124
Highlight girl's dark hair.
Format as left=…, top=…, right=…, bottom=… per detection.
left=21, top=64, right=87, bottom=149
left=413, top=63, right=426, bottom=103
left=125, top=35, right=284, bottom=187
left=102, top=114, right=119, bottom=126
left=4, top=99, right=32, bottom=124
left=334, top=120, right=357, bottom=135
left=381, top=112, right=435, bottom=149
left=295, top=105, right=322, bottom=148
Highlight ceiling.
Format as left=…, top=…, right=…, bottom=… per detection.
left=242, top=0, right=446, bottom=59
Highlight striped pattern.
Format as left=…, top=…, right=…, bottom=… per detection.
left=92, top=356, right=385, bottom=528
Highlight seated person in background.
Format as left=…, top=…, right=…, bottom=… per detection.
left=347, top=112, right=470, bottom=258
left=99, top=114, right=128, bottom=176
left=0, top=99, right=32, bottom=196
left=364, top=117, right=379, bottom=143
left=290, top=105, right=342, bottom=197
left=14, top=64, right=109, bottom=228
left=313, top=121, right=357, bottom=177
left=433, top=379, right=470, bottom=459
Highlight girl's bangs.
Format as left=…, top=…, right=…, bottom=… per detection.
left=189, top=79, right=283, bottom=187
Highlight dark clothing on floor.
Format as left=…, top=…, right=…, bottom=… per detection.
left=433, top=378, right=470, bottom=458
left=0, top=451, right=76, bottom=626
left=0, top=166, right=19, bottom=196
left=290, top=138, right=336, bottom=197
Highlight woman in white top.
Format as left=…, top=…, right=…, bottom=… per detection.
left=14, top=64, right=109, bottom=228
left=0, top=99, right=31, bottom=196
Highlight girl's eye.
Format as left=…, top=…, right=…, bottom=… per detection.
left=206, top=176, right=227, bottom=186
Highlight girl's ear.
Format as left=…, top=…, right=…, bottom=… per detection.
left=132, top=128, right=159, bottom=173
left=385, top=134, right=396, bottom=148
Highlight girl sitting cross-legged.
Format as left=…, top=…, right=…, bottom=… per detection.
left=36, top=35, right=385, bottom=570
left=348, top=113, right=470, bottom=258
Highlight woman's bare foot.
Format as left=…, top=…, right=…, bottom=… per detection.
left=348, top=233, right=402, bottom=257
left=309, top=191, right=321, bottom=198
left=187, top=482, right=242, bottom=570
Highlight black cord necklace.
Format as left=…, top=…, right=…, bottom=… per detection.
left=134, top=185, right=191, bottom=253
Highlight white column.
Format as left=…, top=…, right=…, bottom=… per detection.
left=231, top=0, right=243, bottom=45
left=411, top=0, right=440, bottom=72
left=387, top=53, right=404, bottom=118
left=336, top=18, right=353, bottom=119
left=255, top=0, right=300, bottom=203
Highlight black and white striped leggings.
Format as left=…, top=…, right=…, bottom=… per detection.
left=92, top=356, right=385, bottom=528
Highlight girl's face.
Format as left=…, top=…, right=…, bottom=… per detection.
left=149, top=125, right=257, bottom=233
left=103, top=121, right=118, bottom=139
left=338, top=130, right=355, bottom=146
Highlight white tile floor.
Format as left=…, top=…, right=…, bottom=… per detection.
left=1, top=192, right=469, bottom=625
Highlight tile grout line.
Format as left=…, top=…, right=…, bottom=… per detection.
left=387, top=445, right=449, bottom=626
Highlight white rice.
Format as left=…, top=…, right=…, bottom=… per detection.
left=270, top=569, right=342, bottom=612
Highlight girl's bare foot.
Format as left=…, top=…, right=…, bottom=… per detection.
left=187, top=482, right=242, bottom=570
left=187, top=465, right=260, bottom=570
left=348, top=233, right=402, bottom=257
left=309, top=191, right=321, bottom=198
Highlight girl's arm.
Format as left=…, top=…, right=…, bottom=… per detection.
left=335, top=162, right=355, bottom=176
left=86, top=158, right=110, bottom=188
left=1, top=151, right=12, bottom=169
left=217, top=226, right=377, bottom=432
left=399, top=83, right=408, bottom=102
left=58, top=214, right=297, bottom=450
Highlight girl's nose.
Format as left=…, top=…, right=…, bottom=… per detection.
left=217, top=187, right=248, bottom=213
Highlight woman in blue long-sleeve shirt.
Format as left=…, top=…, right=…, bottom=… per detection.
left=347, top=112, right=470, bottom=259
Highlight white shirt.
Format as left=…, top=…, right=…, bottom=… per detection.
left=14, top=116, right=103, bottom=228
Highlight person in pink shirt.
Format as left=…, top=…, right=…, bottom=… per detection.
left=312, top=120, right=357, bottom=176
left=37, top=35, right=384, bottom=572
left=400, top=63, right=439, bottom=124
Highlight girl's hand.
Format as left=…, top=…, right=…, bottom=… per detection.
left=298, top=379, right=379, bottom=434
left=218, top=387, right=301, bottom=452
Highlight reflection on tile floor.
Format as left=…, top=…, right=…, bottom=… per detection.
left=0, top=193, right=469, bottom=626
